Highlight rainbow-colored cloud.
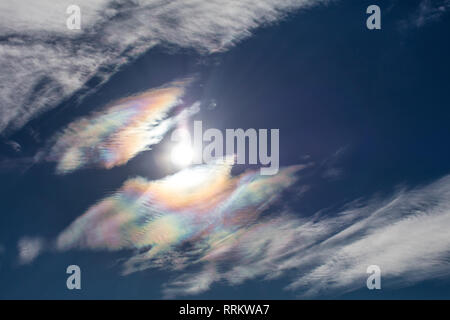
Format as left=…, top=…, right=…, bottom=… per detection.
left=48, top=80, right=195, bottom=174
left=22, top=159, right=450, bottom=298
left=56, top=158, right=304, bottom=274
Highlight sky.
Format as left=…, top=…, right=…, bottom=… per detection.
left=0, top=0, right=450, bottom=299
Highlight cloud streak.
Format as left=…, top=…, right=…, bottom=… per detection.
left=0, top=0, right=323, bottom=134
left=400, top=0, right=450, bottom=29
left=164, top=175, right=450, bottom=298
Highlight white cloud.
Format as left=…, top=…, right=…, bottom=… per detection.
left=162, top=175, right=450, bottom=297
left=164, top=266, right=218, bottom=298
left=0, top=0, right=323, bottom=134
left=17, top=237, right=44, bottom=265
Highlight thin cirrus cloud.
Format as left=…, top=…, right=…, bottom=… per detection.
left=0, top=0, right=324, bottom=134
left=163, top=174, right=450, bottom=298
left=413, top=0, right=450, bottom=27
left=399, top=0, right=450, bottom=29
left=22, top=157, right=450, bottom=298
left=46, top=79, right=198, bottom=174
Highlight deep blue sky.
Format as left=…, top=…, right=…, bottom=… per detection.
left=1, top=0, right=450, bottom=299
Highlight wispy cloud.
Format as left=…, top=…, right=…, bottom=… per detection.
left=17, top=237, right=44, bottom=265
left=320, top=146, right=347, bottom=180
left=0, top=0, right=324, bottom=134
left=400, top=0, right=450, bottom=29
left=163, top=175, right=450, bottom=297
left=23, top=153, right=450, bottom=297
left=45, top=79, right=197, bottom=174
left=5, top=140, right=22, bottom=153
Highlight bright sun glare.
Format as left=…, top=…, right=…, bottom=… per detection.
left=170, top=141, right=194, bottom=167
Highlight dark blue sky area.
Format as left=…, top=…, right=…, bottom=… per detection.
left=0, top=0, right=449, bottom=299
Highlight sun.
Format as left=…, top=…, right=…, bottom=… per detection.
left=170, top=141, right=194, bottom=167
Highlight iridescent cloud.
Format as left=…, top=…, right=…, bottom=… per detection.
left=55, top=158, right=304, bottom=274
left=47, top=80, right=195, bottom=174
left=162, top=175, right=450, bottom=298
left=23, top=161, right=450, bottom=298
